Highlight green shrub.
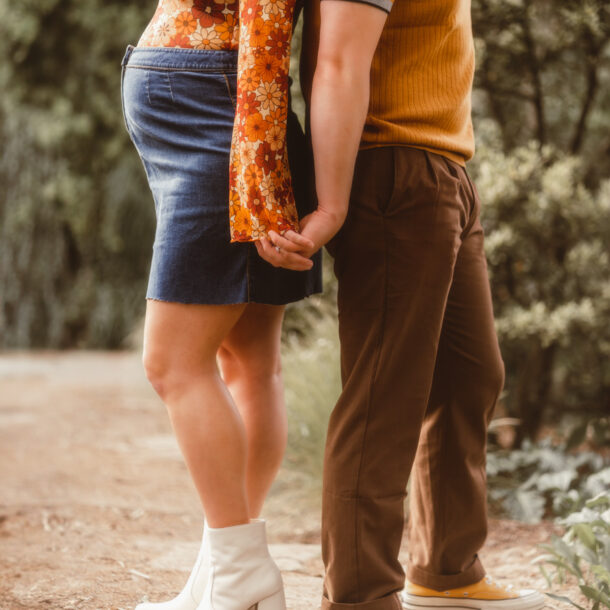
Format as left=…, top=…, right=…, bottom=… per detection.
left=472, top=0, right=610, bottom=177
left=538, top=492, right=610, bottom=609
left=473, top=142, right=610, bottom=441
left=487, top=439, right=609, bottom=523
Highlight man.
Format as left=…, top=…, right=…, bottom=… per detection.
left=257, top=1, right=546, bottom=609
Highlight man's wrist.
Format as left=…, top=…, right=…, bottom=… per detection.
left=316, top=203, right=348, bottom=227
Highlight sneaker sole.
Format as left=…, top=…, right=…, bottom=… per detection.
left=401, top=591, right=546, bottom=610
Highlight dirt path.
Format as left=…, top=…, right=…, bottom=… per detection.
left=0, top=351, right=583, bottom=609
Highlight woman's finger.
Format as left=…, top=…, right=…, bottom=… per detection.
left=257, top=237, right=281, bottom=265
left=256, top=236, right=290, bottom=267
left=257, top=237, right=313, bottom=271
left=254, top=240, right=269, bottom=261
left=272, top=241, right=314, bottom=270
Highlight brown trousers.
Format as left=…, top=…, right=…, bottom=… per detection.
left=321, top=147, right=505, bottom=609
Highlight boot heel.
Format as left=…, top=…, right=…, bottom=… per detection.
left=254, top=589, right=286, bottom=610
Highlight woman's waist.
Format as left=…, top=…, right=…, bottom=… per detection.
left=137, top=1, right=239, bottom=53
left=122, top=44, right=237, bottom=71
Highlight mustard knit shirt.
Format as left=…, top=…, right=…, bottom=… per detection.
left=326, top=0, right=475, bottom=165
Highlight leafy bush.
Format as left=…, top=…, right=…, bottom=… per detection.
left=473, top=142, right=610, bottom=441
left=472, top=0, right=610, bottom=178
left=487, top=439, right=609, bottom=523
left=564, top=417, right=610, bottom=451
left=538, top=492, right=610, bottom=610
left=470, top=0, right=610, bottom=439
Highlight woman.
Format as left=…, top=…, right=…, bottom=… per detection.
left=120, top=0, right=322, bottom=608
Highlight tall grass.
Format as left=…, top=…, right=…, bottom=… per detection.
left=282, top=298, right=341, bottom=487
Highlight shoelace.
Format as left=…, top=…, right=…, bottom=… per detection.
left=485, top=576, right=515, bottom=593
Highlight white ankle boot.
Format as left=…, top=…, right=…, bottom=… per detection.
left=136, top=524, right=209, bottom=610
left=196, top=519, right=286, bottom=610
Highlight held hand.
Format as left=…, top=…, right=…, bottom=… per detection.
left=255, top=231, right=315, bottom=272
left=255, top=207, right=345, bottom=271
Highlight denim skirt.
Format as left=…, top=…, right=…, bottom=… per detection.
left=120, top=45, right=322, bottom=305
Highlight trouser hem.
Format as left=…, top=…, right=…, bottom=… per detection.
left=321, top=592, right=403, bottom=610
left=406, top=555, right=486, bottom=591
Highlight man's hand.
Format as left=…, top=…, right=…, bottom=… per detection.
left=254, top=206, right=345, bottom=271
left=256, top=1, right=387, bottom=272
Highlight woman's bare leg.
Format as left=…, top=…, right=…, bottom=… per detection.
left=142, top=299, right=249, bottom=528
left=217, top=303, right=287, bottom=518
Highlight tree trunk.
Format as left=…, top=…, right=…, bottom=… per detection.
left=513, top=343, right=557, bottom=446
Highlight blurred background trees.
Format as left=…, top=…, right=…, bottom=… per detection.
left=0, top=0, right=153, bottom=348
left=472, top=0, right=609, bottom=176
left=0, top=0, right=608, bottom=442
left=470, top=0, right=610, bottom=442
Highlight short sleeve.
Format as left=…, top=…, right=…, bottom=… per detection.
left=321, top=0, right=393, bottom=14
left=228, top=0, right=300, bottom=243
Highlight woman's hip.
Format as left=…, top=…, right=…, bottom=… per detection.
left=120, top=45, right=238, bottom=157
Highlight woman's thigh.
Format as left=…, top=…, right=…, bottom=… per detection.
left=143, top=300, right=247, bottom=374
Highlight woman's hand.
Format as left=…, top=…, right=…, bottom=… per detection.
left=254, top=206, right=345, bottom=271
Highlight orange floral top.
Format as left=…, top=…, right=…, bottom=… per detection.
left=139, top=0, right=300, bottom=242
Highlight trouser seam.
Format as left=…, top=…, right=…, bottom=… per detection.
left=460, top=168, right=479, bottom=239
left=437, top=335, right=451, bottom=553
left=353, top=214, right=389, bottom=600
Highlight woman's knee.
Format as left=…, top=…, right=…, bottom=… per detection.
left=142, top=347, right=179, bottom=400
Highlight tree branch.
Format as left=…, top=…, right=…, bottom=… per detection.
left=570, top=39, right=607, bottom=154
left=484, top=85, right=536, bottom=103
left=520, top=7, right=546, bottom=147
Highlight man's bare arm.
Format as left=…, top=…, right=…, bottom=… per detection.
left=300, top=0, right=321, bottom=107
left=257, top=1, right=388, bottom=268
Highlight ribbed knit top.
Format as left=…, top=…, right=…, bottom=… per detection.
left=324, top=0, right=475, bottom=164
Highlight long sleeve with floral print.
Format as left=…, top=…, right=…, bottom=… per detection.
left=138, top=0, right=300, bottom=244
left=228, top=0, right=299, bottom=242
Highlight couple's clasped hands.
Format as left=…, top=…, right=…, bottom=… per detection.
left=255, top=206, right=345, bottom=271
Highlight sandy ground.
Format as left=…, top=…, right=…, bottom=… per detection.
left=0, top=351, right=585, bottom=610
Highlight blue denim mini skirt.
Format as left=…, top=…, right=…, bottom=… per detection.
left=120, top=45, right=322, bottom=305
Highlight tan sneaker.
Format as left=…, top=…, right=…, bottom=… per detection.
left=401, top=576, right=545, bottom=610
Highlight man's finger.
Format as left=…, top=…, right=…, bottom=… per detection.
left=268, top=230, right=309, bottom=254
left=275, top=246, right=314, bottom=270
left=272, top=230, right=315, bottom=250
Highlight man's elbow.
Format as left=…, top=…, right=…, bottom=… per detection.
left=314, top=50, right=370, bottom=88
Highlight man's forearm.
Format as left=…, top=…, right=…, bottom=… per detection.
left=308, top=2, right=388, bottom=225
left=257, top=2, right=387, bottom=270
left=310, top=61, right=370, bottom=225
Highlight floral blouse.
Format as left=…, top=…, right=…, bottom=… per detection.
left=139, top=0, right=300, bottom=242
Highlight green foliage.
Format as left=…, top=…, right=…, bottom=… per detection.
left=0, top=0, right=154, bottom=347
left=565, top=418, right=610, bottom=451
left=472, top=141, right=610, bottom=440
left=538, top=492, right=610, bottom=609
left=487, top=438, right=609, bottom=523
left=472, top=0, right=610, bottom=177
left=471, top=1, right=610, bottom=433
left=281, top=295, right=340, bottom=485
